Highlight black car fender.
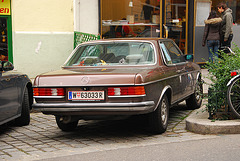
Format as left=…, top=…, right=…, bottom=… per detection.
left=18, top=76, right=33, bottom=110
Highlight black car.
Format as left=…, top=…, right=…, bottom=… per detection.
left=0, top=60, right=33, bottom=126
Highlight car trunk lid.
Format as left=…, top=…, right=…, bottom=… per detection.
left=34, top=68, right=147, bottom=87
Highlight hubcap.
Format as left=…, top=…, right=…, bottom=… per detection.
left=195, top=80, right=203, bottom=102
left=161, top=98, right=168, bottom=125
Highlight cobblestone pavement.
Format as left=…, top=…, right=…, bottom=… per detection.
left=0, top=102, right=216, bottom=161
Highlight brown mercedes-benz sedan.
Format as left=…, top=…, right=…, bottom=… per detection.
left=33, top=38, right=202, bottom=134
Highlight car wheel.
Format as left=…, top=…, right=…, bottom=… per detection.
left=148, top=94, right=169, bottom=134
left=55, top=116, right=78, bottom=132
left=15, top=88, right=30, bottom=126
left=186, top=78, right=203, bottom=109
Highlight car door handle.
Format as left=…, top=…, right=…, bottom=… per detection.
left=176, top=69, right=186, bottom=73
left=176, top=70, right=181, bottom=73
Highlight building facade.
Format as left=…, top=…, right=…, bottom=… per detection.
left=1, top=0, right=240, bottom=78
left=99, top=0, right=240, bottom=63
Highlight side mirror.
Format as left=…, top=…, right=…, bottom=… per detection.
left=185, top=54, right=193, bottom=61
left=0, top=61, right=14, bottom=71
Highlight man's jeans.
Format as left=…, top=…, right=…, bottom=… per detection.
left=207, top=40, right=220, bottom=62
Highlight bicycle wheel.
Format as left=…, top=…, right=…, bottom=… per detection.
left=227, top=76, right=240, bottom=118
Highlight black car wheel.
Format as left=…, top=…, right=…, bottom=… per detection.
left=186, top=78, right=203, bottom=109
left=148, top=94, right=169, bottom=134
left=55, top=116, right=78, bottom=132
left=15, top=88, right=30, bottom=126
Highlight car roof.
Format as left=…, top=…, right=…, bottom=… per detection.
left=80, top=38, right=168, bottom=45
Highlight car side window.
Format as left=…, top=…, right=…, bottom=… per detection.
left=160, top=41, right=185, bottom=64
left=160, top=43, right=172, bottom=64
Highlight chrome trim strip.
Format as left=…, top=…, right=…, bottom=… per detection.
left=34, top=96, right=65, bottom=99
left=108, top=94, right=146, bottom=98
left=33, top=101, right=155, bottom=113
left=33, top=101, right=154, bottom=107
left=33, top=84, right=135, bottom=88
left=33, top=71, right=197, bottom=88
left=142, top=70, right=197, bottom=86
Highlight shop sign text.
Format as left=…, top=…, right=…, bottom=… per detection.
left=0, top=0, right=11, bottom=15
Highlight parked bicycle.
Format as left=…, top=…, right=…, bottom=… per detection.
left=227, top=69, right=240, bottom=118
left=226, top=47, right=240, bottom=118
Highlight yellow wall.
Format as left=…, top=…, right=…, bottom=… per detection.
left=12, top=0, right=74, bottom=32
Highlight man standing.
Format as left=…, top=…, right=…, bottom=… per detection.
left=217, top=2, right=233, bottom=48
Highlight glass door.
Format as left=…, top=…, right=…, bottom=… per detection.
left=164, top=0, right=187, bottom=53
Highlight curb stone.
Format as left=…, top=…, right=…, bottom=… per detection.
left=186, top=105, right=240, bottom=134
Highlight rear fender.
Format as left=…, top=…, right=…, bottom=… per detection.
left=154, top=85, right=172, bottom=111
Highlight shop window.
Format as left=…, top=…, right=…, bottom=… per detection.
left=0, top=17, right=8, bottom=61
left=101, top=0, right=161, bottom=39
left=164, top=0, right=187, bottom=52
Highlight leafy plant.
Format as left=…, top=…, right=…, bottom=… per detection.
left=204, top=44, right=240, bottom=119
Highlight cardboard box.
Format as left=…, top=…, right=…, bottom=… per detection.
left=152, top=15, right=160, bottom=24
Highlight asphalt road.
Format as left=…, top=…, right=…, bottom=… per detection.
left=37, top=134, right=240, bottom=161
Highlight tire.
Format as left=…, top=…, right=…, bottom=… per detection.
left=148, top=95, right=169, bottom=134
left=227, top=77, right=240, bottom=118
left=55, top=116, right=78, bottom=132
left=186, top=78, right=203, bottom=109
left=15, top=88, right=30, bottom=126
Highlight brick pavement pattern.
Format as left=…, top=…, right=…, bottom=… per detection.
left=0, top=103, right=212, bottom=161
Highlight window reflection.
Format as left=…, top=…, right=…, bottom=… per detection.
left=65, top=42, right=155, bottom=66
left=164, top=0, right=186, bottom=52
left=160, top=41, right=185, bottom=64
left=0, top=18, right=8, bottom=61
left=101, top=0, right=161, bottom=39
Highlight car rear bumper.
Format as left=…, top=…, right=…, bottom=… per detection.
left=32, top=101, right=155, bottom=115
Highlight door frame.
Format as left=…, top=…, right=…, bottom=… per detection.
left=161, top=0, right=189, bottom=54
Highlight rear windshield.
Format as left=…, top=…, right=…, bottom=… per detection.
left=64, top=42, right=155, bottom=67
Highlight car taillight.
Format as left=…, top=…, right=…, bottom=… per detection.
left=231, top=71, right=238, bottom=77
left=108, top=86, right=145, bottom=96
left=33, top=88, right=65, bottom=96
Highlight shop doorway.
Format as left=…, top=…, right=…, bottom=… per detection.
left=163, top=0, right=187, bottom=53
left=0, top=17, right=8, bottom=61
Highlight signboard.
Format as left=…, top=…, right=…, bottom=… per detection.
left=0, top=0, right=11, bottom=15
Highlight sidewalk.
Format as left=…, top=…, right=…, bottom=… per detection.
left=186, top=69, right=240, bottom=134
